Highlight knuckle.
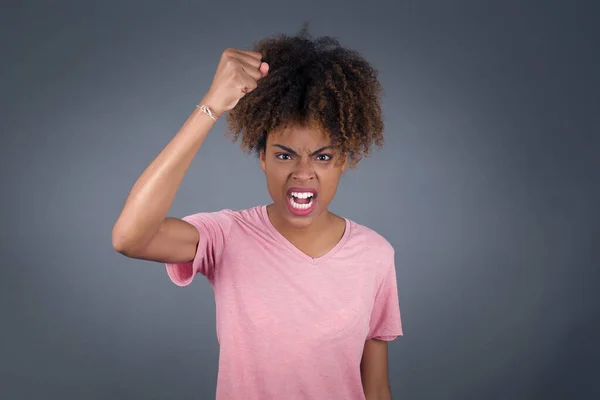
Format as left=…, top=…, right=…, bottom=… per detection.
left=225, top=57, right=240, bottom=70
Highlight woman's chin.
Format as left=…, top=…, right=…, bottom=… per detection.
left=270, top=201, right=321, bottom=229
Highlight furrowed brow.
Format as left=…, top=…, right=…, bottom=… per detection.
left=272, top=144, right=334, bottom=156
left=310, top=146, right=334, bottom=156
left=272, top=144, right=298, bottom=155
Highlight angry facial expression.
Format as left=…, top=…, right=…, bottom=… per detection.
left=260, top=123, right=347, bottom=229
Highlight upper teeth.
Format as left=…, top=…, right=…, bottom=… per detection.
left=291, top=192, right=313, bottom=199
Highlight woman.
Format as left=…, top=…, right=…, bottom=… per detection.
left=112, top=29, right=402, bottom=400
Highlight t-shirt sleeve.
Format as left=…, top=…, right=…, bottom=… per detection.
left=165, top=210, right=232, bottom=287
left=367, top=250, right=403, bottom=341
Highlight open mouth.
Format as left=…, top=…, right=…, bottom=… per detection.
left=286, top=188, right=317, bottom=215
left=289, top=191, right=314, bottom=209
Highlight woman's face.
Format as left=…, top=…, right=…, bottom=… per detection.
left=260, top=123, right=347, bottom=229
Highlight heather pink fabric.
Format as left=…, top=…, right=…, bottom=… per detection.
left=166, top=205, right=402, bottom=400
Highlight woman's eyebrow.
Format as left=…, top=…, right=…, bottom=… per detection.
left=272, top=144, right=334, bottom=156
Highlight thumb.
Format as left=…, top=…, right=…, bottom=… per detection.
left=259, top=62, right=269, bottom=77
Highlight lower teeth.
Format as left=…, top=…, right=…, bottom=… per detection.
left=290, top=197, right=313, bottom=210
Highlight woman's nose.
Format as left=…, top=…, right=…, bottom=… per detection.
left=292, top=159, right=315, bottom=181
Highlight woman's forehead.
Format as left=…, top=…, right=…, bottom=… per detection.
left=267, top=124, right=331, bottom=146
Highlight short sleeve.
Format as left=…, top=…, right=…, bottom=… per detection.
left=165, top=210, right=232, bottom=287
left=367, top=251, right=403, bottom=341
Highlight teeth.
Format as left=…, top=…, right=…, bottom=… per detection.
left=289, top=196, right=314, bottom=210
left=290, top=191, right=314, bottom=199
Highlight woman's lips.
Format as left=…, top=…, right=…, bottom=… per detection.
left=286, top=187, right=317, bottom=216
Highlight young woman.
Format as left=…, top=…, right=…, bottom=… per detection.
left=112, top=30, right=402, bottom=400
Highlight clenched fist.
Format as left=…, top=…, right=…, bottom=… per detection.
left=202, top=48, right=269, bottom=117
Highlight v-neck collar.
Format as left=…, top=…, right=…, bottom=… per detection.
left=259, top=205, right=351, bottom=265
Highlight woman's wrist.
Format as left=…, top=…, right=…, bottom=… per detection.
left=198, top=94, right=224, bottom=119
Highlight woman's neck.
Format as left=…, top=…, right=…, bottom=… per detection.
left=266, top=204, right=336, bottom=241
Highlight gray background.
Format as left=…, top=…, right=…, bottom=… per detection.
left=1, top=0, right=598, bottom=399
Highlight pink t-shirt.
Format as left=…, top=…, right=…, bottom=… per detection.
left=166, top=205, right=402, bottom=400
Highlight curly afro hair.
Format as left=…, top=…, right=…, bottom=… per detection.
left=225, top=26, right=385, bottom=168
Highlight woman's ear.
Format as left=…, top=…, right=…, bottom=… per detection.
left=259, top=150, right=266, bottom=173
left=338, top=152, right=349, bottom=174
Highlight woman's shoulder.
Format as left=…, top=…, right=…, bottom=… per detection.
left=180, top=204, right=265, bottom=231
left=185, top=204, right=264, bottom=218
left=344, top=216, right=395, bottom=255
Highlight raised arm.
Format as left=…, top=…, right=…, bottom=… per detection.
left=111, top=48, right=269, bottom=263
